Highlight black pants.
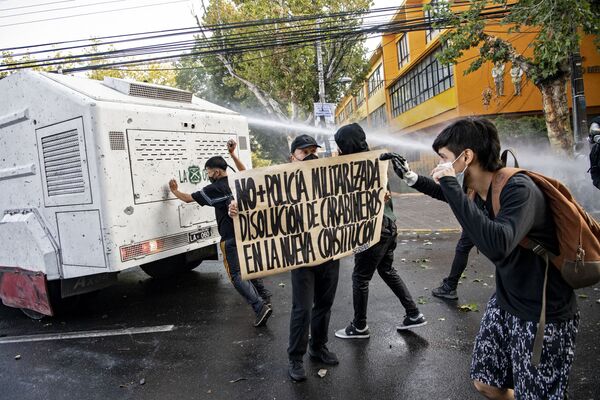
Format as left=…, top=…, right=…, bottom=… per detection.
left=251, top=278, right=271, bottom=301
left=288, top=259, right=340, bottom=361
left=352, top=227, right=418, bottom=330
left=221, top=239, right=265, bottom=315
left=443, top=231, right=474, bottom=290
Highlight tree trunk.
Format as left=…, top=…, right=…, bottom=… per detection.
left=538, top=75, right=573, bottom=153
left=194, top=9, right=289, bottom=121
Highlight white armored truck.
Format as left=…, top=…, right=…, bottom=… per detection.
left=0, top=71, right=251, bottom=317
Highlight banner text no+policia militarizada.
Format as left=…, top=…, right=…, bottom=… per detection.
left=229, top=150, right=389, bottom=280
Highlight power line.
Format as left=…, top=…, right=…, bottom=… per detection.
left=0, top=5, right=399, bottom=52
left=12, top=6, right=506, bottom=62
left=0, top=0, right=127, bottom=19
left=0, top=0, right=191, bottom=28
left=64, top=11, right=509, bottom=73
left=1, top=7, right=403, bottom=63
left=0, top=0, right=75, bottom=13
left=0, top=2, right=471, bottom=52
left=0, top=4, right=511, bottom=73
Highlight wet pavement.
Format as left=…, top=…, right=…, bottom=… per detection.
left=0, top=195, right=598, bottom=400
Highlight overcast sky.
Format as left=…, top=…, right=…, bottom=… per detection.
left=0, top=0, right=392, bottom=58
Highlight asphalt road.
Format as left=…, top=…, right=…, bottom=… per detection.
left=1, top=231, right=598, bottom=400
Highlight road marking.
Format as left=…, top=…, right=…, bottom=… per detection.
left=0, top=324, right=175, bottom=344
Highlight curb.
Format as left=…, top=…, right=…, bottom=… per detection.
left=397, top=228, right=461, bottom=234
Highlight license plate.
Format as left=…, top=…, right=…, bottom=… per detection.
left=188, top=227, right=212, bottom=243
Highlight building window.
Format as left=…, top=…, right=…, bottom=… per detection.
left=397, top=35, right=409, bottom=68
left=344, top=101, right=353, bottom=117
left=356, top=86, right=365, bottom=108
left=425, top=0, right=446, bottom=43
left=389, top=48, right=454, bottom=118
left=370, top=105, right=387, bottom=129
left=368, top=64, right=383, bottom=96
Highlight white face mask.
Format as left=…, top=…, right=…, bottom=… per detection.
left=438, top=151, right=468, bottom=188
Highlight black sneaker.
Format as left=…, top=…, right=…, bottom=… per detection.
left=261, top=296, right=272, bottom=308
left=397, top=313, right=427, bottom=331
left=254, top=304, right=272, bottom=327
left=432, top=282, right=458, bottom=300
left=335, top=322, right=370, bottom=339
left=288, top=360, right=306, bottom=382
left=308, top=344, right=339, bottom=365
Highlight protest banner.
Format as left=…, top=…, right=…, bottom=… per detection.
left=229, top=150, right=389, bottom=280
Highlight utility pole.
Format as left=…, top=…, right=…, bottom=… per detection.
left=316, top=19, right=332, bottom=156
left=570, top=38, right=588, bottom=153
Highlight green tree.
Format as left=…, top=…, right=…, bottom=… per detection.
left=493, top=115, right=549, bottom=147
left=87, top=63, right=177, bottom=86
left=0, top=51, right=17, bottom=79
left=249, top=136, right=273, bottom=167
left=0, top=41, right=176, bottom=87
left=0, top=50, right=75, bottom=78
left=84, top=41, right=177, bottom=85
left=178, top=0, right=371, bottom=162
left=430, top=0, right=600, bottom=152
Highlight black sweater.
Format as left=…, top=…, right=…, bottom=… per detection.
left=413, top=174, right=577, bottom=322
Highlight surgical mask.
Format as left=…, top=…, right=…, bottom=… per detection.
left=303, top=153, right=318, bottom=161
left=455, top=167, right=467, bottom=188
left=438, top=151, right=468, bottom=188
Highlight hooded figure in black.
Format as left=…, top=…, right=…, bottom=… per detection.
left=333, top=123, right=427, bottom=339
left=589, top=116, right=600, bottom=190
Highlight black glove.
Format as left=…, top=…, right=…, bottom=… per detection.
left=380, top=152, right=411, bottom=179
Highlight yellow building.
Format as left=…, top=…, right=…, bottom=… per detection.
left=336, top=46, right=387, bottom=129
left=335, top=1, right=600, bottom=149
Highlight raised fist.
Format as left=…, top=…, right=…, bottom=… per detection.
left=227, top=139, right=237, bottom=154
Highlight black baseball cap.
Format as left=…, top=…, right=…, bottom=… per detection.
left=290, top=134, right=321, bottom=153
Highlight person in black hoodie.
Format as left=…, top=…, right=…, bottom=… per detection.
left=589, top=116, right=600, bottom=190
left=382, top=117, right=578, bottom=399
left=333, top=123, right=426, bottom=340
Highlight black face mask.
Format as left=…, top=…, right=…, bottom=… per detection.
left=208, top=172, right=219, bottom=183
left=303, top=153, right=318, bottom=161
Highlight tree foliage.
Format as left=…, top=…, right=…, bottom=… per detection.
left=177, top=0, right=372, bottom=162
left=433, top=0, right=600, bottom=84
left=1, top=42, right=177, bottom=87
left=493, top=115, right=549, bottom=147
left=429, top=0, right=600, bottom=151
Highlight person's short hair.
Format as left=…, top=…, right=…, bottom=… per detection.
left=433, top=117, right=503, bottom=172
left=204, top=156, right=228, bottom=171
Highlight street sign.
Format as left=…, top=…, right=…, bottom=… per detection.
left=314, top=102, right=336, bottom=124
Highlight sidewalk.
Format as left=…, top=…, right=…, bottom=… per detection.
left=391, top=193, right=461, bottom=233
left=392, top=193, right=600, bottom=232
